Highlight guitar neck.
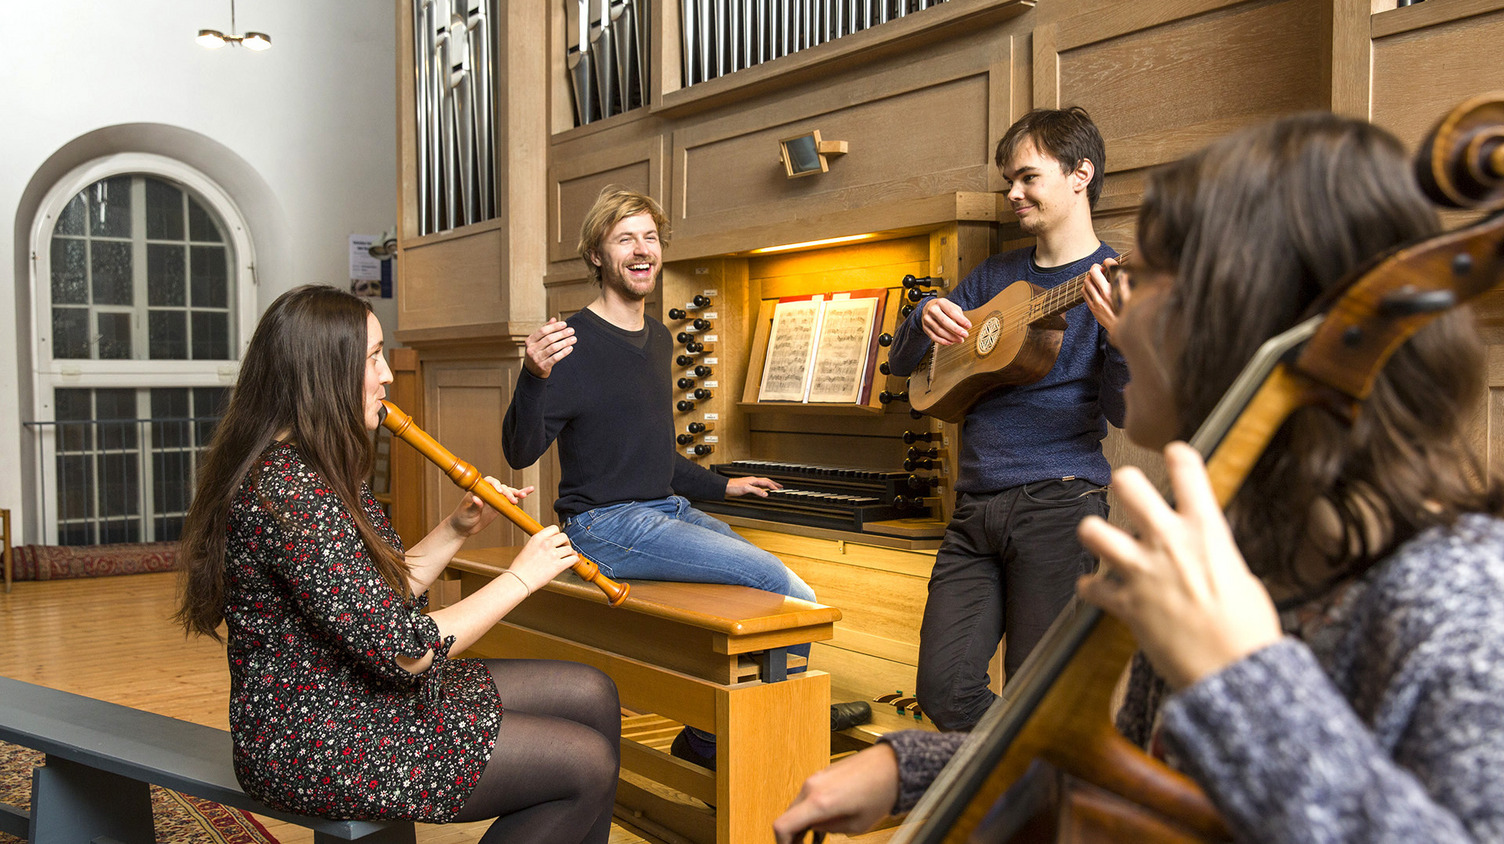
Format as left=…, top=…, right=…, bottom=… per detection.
left=1030, top=272, right=1089, bottom=321
left=1026, top=250, right=1128, bottom=323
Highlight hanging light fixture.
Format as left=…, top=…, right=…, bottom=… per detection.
left=197, top=0, right=271, bottom=51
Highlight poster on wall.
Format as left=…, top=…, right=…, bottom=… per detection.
left=349, top=234, right=394, bottom=298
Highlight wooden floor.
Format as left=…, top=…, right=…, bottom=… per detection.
left=0, top=573, right=894, bottom=844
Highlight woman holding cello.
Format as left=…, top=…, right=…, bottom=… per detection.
left=775, top=111, right=1504, bottom=842
left=177, top=285, right=621, bottom=843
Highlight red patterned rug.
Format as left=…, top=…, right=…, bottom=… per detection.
left=0, top=741, right=278, bottom=844
left=10, top=542, right=177, bottom=581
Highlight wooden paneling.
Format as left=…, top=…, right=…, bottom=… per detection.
left=550, top=128, right=667, bottom=266
left=1041, top=0, right=1329, bottom=176
left=1371, top=3, right=1504, bottom=148
left=1489, top=344, right=1504, bottom=480
left=676, top=74, right=993, bottom=240
left=385, top=347, right=425, bottom=549
left=422, top=359, right=538, bottom=545
left=736, top=527, right=936, bottom=715
left=397, top=223, right=507, bottom=334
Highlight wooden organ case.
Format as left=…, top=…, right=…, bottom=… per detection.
left=392, top=3, right=1504, bottom=838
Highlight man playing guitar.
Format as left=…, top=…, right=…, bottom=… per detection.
left=886, top=106, right=1124, bottom=731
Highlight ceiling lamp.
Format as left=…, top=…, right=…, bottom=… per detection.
left=197, top=0, right=271, bottom=51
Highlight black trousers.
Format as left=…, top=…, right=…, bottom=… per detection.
left=916, top=479, right=1108, bottom=731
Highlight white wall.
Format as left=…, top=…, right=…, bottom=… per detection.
left=1, top=1, right=399, bottom=543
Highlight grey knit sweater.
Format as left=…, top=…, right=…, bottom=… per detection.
left=884, top=513, right=1504, bottom=842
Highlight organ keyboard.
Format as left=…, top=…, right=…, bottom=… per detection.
left=692, top=459, right=938, bottom=534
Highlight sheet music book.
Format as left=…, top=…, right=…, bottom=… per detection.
left=758, top=292, right=883, bottom=404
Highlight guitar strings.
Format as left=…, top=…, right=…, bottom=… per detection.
left=930, top=275, right=1088, bottom=365
left=922, top=255, right=1127, bottom=372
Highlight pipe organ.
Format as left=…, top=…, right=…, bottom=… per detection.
left=679, top=0, right=956, bottom=87
left=394, top=7, right=1504, bottom=835
left=410, top=0, right=498, bottom=235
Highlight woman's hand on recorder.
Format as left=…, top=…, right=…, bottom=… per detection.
left=504, top=525, right=580, bottom=594
left=447, top=478, right=534, bottom=538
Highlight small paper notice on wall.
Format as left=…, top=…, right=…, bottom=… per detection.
left=349, top=235, right=393, bottom=298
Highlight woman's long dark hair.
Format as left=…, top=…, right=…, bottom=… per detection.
left=175, top=285, right=407, bottom=639
left=1137, top=112, right=1502, bottom=595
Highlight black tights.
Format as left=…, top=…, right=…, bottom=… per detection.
left=452, top=660, right=620, bottom=844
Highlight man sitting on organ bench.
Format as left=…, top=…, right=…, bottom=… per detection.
left=502, top=186, right=871, bottom=770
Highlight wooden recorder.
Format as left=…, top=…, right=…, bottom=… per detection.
left=378, top=400, right=630, bottom=606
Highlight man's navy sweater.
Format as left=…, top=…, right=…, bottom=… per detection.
left=885, top=244, right=1129, bottom=493
left=502, top=308, right=727, bottom=518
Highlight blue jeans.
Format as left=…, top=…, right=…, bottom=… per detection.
left=562, top=494, right=817, bottom=617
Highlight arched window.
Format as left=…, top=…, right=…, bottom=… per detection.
left=30, top=154, right=256, bottom=544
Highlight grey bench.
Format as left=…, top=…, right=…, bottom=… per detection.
left=0, top=676, right=414, bottom=844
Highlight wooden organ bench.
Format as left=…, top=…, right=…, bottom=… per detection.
left=447, top=546, right=842, bottom=844
left=0, top=676, right=415, bottom=844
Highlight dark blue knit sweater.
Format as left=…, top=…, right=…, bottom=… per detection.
left=885, top=244, right=1128, bottom=492
left=502, top=308, right=727, bottom=519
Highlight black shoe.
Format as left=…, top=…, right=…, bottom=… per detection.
left=830, top=700, right=872, bottom=732
left=669, top=726, right=717, bottom=771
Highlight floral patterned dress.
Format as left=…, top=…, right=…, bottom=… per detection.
left=223, top=442, right=501, bottom=821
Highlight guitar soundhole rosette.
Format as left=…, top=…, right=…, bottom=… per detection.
left=976, top=315, right=1002, bottom=356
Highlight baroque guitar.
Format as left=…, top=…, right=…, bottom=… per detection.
left=906, top=259, right=1118, bottom=422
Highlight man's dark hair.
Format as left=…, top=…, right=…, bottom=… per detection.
left=995, top=106, right=1106, bottom=209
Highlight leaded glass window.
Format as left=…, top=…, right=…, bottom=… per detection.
left=48, top=175, right=235, bottom=362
